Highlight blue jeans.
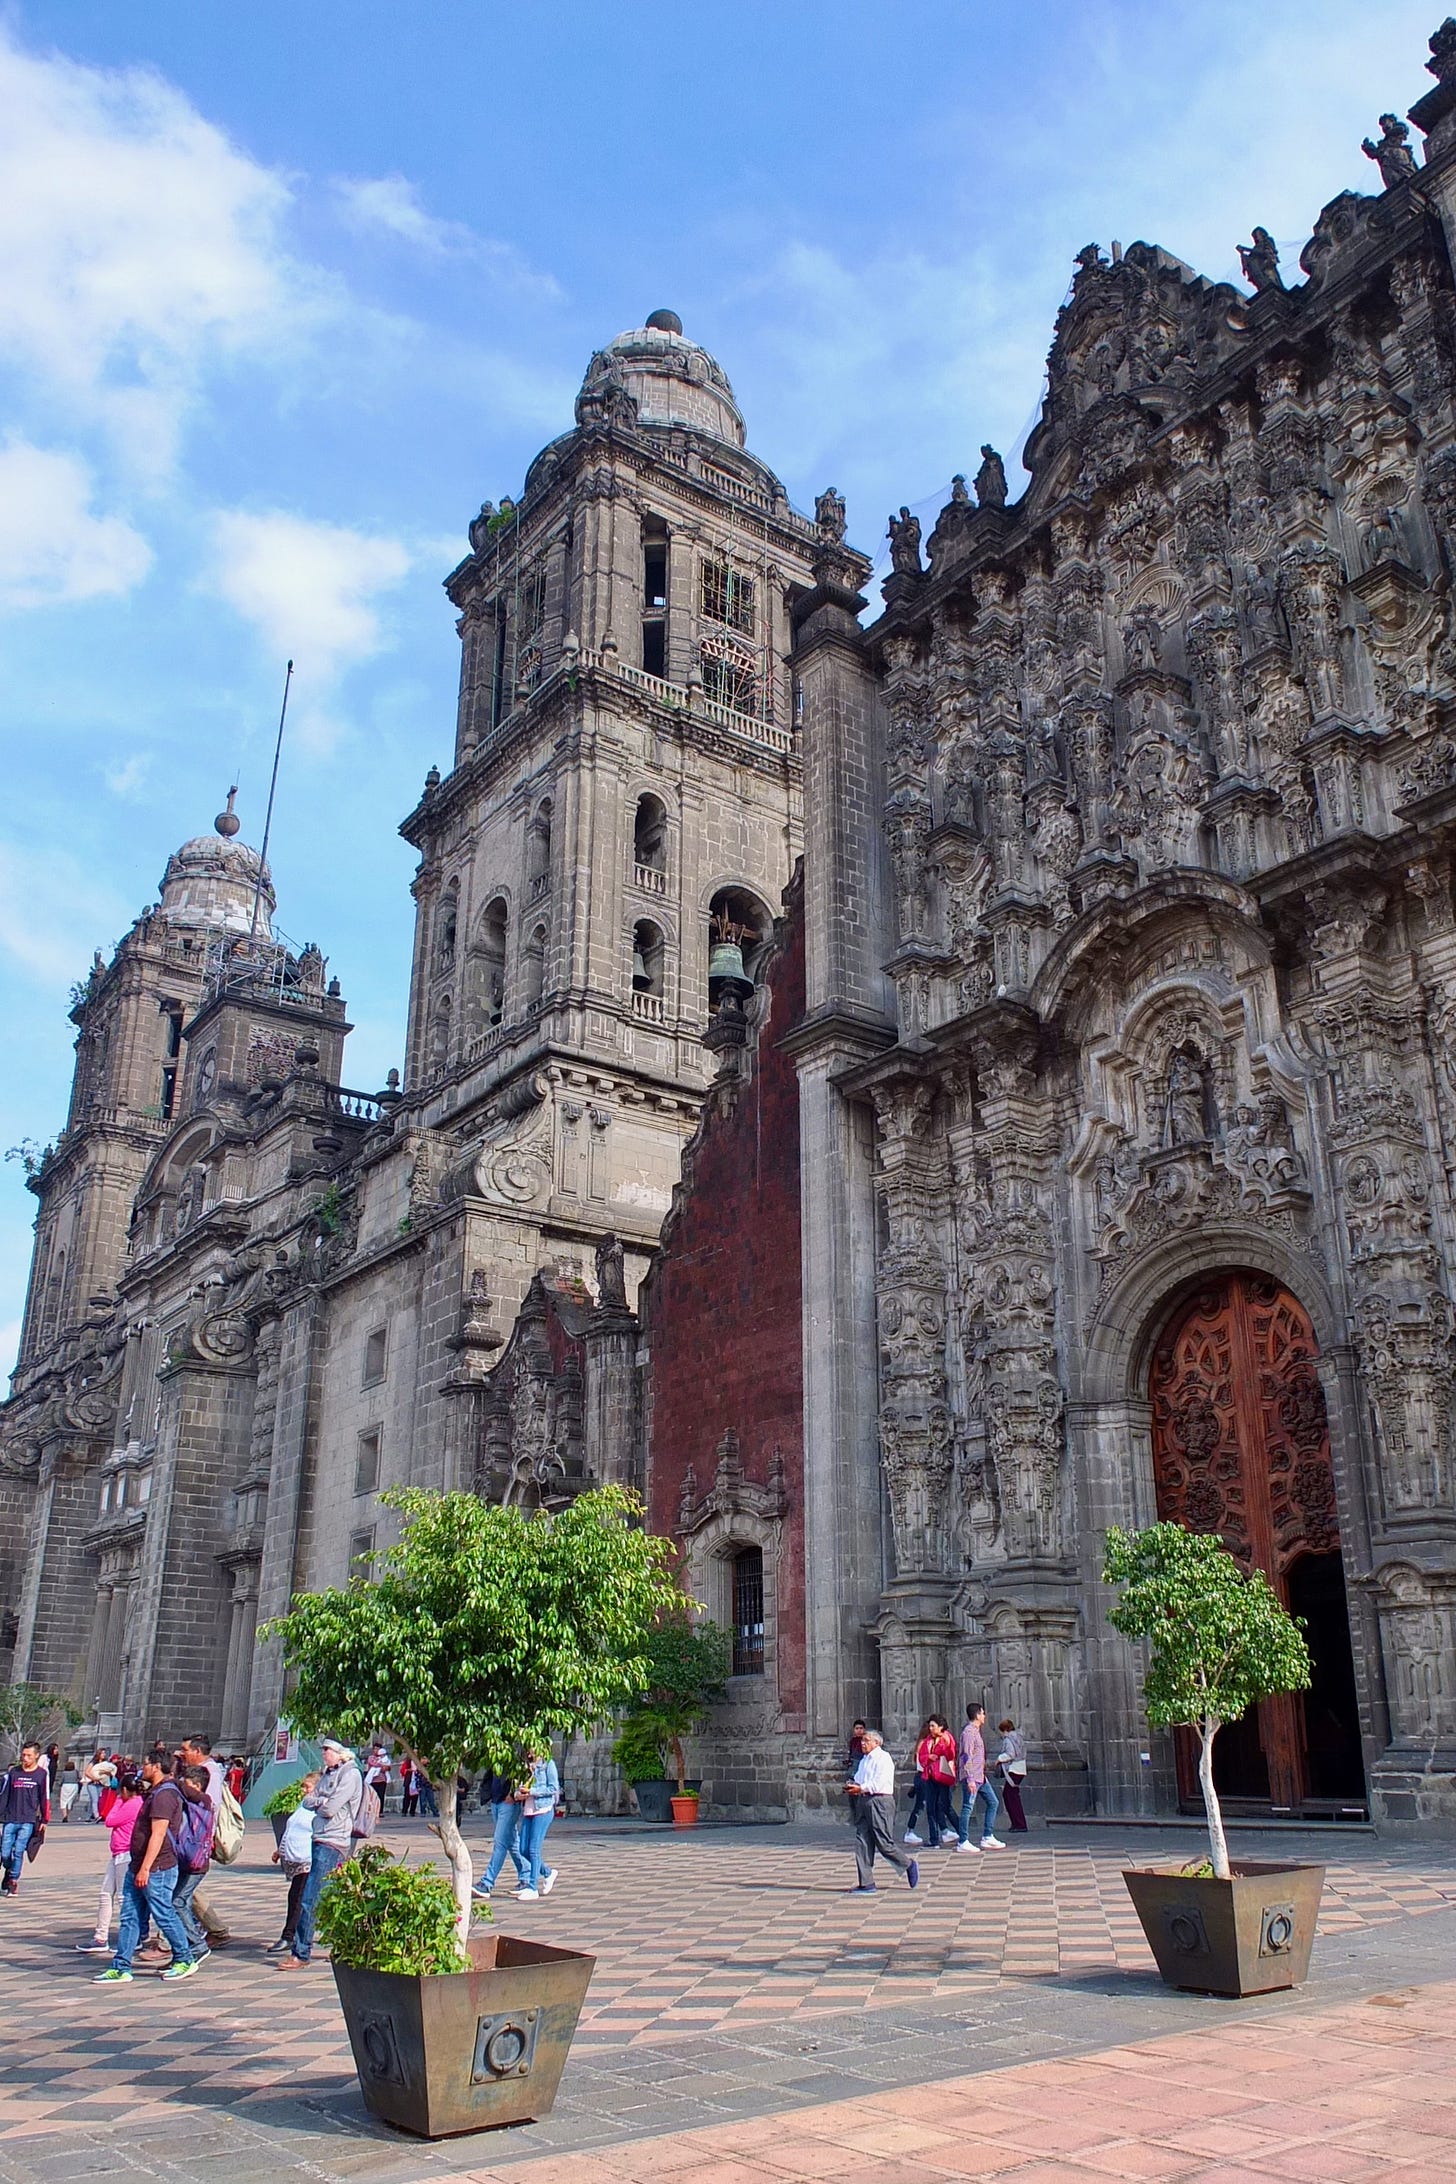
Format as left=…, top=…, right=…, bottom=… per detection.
left=418, top=1778, right=438, bottom=1817
left=518, top=1809, right=555, bottom=1891
left=480, top=1800, right=527, bottom=1891
left=291, top=1841, right=346, bottom=1961
left=114, top=1866, right=192, bottom=1970
left=1, top=1820, right=34, bottom=1883
left=173, top=1867, right=207, bottom=1953
left=957, top=1775, right=1001, bottom=1844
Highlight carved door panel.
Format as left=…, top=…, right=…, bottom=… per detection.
left=1149, top=1272, right=1341, bottom=1813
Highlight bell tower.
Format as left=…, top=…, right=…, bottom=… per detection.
left=394, top=311, right=822, bottom=1319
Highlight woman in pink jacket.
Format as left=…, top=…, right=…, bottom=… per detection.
left=77, top=1769, right=143, bottom=1954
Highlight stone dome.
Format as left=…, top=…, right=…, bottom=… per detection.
left=577, top=314, right=745, bottom=448
left=157, top=799, right=275, bottom=938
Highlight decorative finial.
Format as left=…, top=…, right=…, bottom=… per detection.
left=215, top=786, right=241, bottom=840
left=644, top=308, right=683, bottom=334
left=424, top=764, right=441, bottom=792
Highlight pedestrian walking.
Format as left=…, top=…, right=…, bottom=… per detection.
left=278, top=1736, right=363, bottom=1970
left=923, top=1715, right=959, bottom=1845
left=58, top=1755, right=81, bottom=1820
left=93, top=1753, right=198, bottom=1983
left=267, top=1772, right=319, bottom=1955
left=514, top=1749, right=559, bottom=1902
left=169, top=1764, right=217, bottom=1962
left=956, top=1702, right=1006, bottom=1852
left=902, top=1718, right=934, bottom=1846
left=78, top=1749, right=115, bottom=1824
left=416, top=1768, right=439, bottom=1818
left=471, top=1768, right=529, bottom=1900
left=76, top=1767, right=143, bottom=1954
left=175, top=1735, right=232, bottom=1948
left=0, top=1743, right=51, bottom=1896
left=365, top=1745, right=392, bottom=1811
left=845, top=1731, right=918, bottom=1894
left=225, top=1756, right=247, bottom=1804
left=399, top=1757, right=418, bottom=1816
left=994, top=1719, right=1029, bottom=1831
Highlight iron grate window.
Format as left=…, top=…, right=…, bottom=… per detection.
left=731, top=1546, right=765, bottom=1676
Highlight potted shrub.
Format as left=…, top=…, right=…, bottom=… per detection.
left=610, top=1714, right=673, bottom=1825
left=1103, top=1521, right=1320, bottom=1998
left=615, top=1605, right=729, bottom=1829
left=262, top=1773, right=309, bottom=1847
left=262, top=1483, right=681, bottom=2136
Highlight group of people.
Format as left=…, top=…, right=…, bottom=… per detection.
left=469, top=1749, right=562, bottom=1903
left=844, top=1704, right=1030, bottom=1892
left=46, top=1745, right=251, bottom=1826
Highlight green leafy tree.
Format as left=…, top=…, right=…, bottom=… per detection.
left=1102, top=1522, right=1312, bottom=1879
left=0, top=1684, right=82, bottom=1765
left=261, top=1484, right=682, bottom=1938
left=616, top=1606, right=730, bottom=1794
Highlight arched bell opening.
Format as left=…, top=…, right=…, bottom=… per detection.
left=1147, top=1268, right=1367, bottom=1818
left=706, top=885, right=771, bottom=1011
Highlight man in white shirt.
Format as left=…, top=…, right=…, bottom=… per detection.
left=844, top=1731, right=919, bottom=1894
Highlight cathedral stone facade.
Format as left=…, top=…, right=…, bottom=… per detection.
left=8, top=23, right=1456, bottom=1832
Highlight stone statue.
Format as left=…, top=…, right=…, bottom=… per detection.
left=1243, top=560, right=1284, bottom=652
left=595, top=1233, right=627, bottom=1308
left=1123, top=603, right=1163, bottom=675
left=1074, top=242, right=1106, bottom=272
left=814, top=485, right=847, bottom=541
left=1162, top=1050, right=1210, bottom=1146
left=950, top=472, right=970, bottom=504
left=468, top=502, right=495, bottom=552
left=1362, top=113, right=1418, bottom=188
left=975, top=445, right=1008, bottom=510
left=887, top=507, right=923, bottom=576
left=1362, top=504, right=1401, bottom=568
left=1238, top=227, right=1283, bottom=293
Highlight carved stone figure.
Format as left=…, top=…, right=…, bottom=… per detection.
left=1123, top=603, right=1163, bottom=675
left=974, top=444, right=1008, bottom=510
left=1162, top=1049, right=1211, bottom=1146
left=595, top=1233, right=627, bottom=1308
left=1238, top=226, right=1284, bottom=293
left=1363, top=113, right=1418, bottom=188
left=888, top=507, right=923, bottom=576
left=814, top=485, right=847, bottom=542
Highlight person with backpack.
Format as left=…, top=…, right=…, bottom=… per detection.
left=76, top=1767, right=143, bottom=1954
left=93, top=1753, right=198, bottom=1983
left=0, top=1743, right=51, bottom=1895
left=279, top=1737, right=363, bottom=1970
left=170, top=1764, right=217, bottom=1962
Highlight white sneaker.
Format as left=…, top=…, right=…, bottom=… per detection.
left=514, top=1887, right=539, bottom=1901
left=982, top=1835, right=1007, bottom=1849
left=902, top=1831, right=922, bottom=1846
left=938, top=1831, right=958, bottom=1846
left=956, top=1838, right=980, bottom=1854
left=539, top=1870, right=556, bottom=1896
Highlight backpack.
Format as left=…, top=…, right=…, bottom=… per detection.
left=173, top=1794, right=214, bottom=1875
left=351, top=1782, right=382, bottom=1841
left=212, top=1783, right=246, bottom=1866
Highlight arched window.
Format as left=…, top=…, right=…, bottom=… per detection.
left=435, top=883, right=459, bottom=973
left=707, top=886, right=771, bottom=1007
left=631, top=920, right=665, bottom=1018
left=524, top=924, right=547, bottom=1012
left=633, top=795, right=668, bottom=893
left=731, top=1547, right=765, bottom=1676
left=527, top=801, right=552, bottom=901
left=473, top=897, right=508, bottom=1029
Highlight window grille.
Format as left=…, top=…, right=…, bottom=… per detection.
left=700, top=557, right=755, bottom=634
left=731, top=1547, right=765, bottom=1675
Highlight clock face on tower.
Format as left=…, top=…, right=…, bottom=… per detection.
left=195, top=1048, right=217, bottom=1106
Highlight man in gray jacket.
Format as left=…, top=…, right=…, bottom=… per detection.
left=278, top=1737, right=362, bottom=1970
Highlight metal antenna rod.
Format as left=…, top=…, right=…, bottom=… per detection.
left=249, top=659, right=293, bottom=947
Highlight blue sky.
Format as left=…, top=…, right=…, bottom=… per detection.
left=0, top=0, right=1438, bottom=1373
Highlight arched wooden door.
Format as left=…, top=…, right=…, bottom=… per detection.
left=1148, top=1271, right=1365, bottom=1815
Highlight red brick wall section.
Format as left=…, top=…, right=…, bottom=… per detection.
left=642, top=887, right=806, bottom=1716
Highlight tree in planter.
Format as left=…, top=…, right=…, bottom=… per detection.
left=261, top=1484, right=682, bottom=1939
left=617, top=1606, right=731, bottom=1796
left=1102, top=1522, right=1312, bottom=1880
left=0, top=1684, right=81, bottom=1765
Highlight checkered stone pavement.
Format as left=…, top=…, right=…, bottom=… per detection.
left=0, top=1815, right=1453, bottom=2179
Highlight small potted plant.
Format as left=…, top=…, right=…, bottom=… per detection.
left=262, top=1483, right=682, bottom=2136
left=614, top=1605, right=730, bottom=1829
left=1103, top=1521, right=1320, bottom=1997
left=262, top=1773, right=309, bottom=1846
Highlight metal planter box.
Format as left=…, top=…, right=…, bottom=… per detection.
left=332, top=1930, right=595, bottom=2138
left=1123, top=1860, right=1324, bottom=1996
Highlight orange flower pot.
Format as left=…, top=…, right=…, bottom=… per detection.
left=669, top=1795, right=700, bottom=1828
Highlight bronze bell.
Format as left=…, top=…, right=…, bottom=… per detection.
left=708, top=935, right=753, bottom=1001
left=632, top=942, right=652, bottom=991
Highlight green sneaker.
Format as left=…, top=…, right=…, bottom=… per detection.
left=161, top=1959, right=199, bottom=1981
left=94, top=1967, right=133, bottom=1983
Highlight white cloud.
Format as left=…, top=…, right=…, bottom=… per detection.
left=104, top=753, right=151, bottom=799
left=205, top=509, right=413, bottom=683
left=0, top=440, right=152, bottom=609
left=0, top=841, right=131, bottom=987
left=0, top=26, right=309, bottom=474
left=333, top=174, right=561, bottom=299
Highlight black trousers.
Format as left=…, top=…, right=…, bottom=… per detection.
left=853, top=1794, right=911, bottom=1887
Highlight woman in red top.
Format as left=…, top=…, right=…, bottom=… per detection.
left=918, top=1716, right=959, bottom=1845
